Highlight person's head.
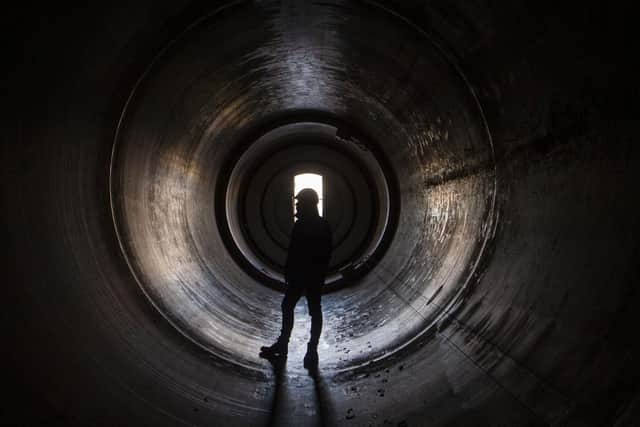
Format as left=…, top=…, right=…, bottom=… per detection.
left=294, top=188, right=319, bottom=219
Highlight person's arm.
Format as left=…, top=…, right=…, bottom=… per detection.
left=285, top=222, right=301, bottom=284
left=322, top=220, right=332, bottom=272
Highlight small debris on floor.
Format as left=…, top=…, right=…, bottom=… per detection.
left=346, top=408, right=355, bottom=420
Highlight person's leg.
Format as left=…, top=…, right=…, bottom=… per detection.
left=304, top=285, right=322, bottom=367
left=261, top=286, right=302, bottom=357
left=279, top=286, right=302, bottom=347
left=306, top=287, right=323, bottom=347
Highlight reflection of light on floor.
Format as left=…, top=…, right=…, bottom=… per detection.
left=294, top=173, right=323, bottom=218
left=267, top=307, right=325, bottom=427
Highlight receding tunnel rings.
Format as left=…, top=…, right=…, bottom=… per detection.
left=219, top=120, right=398, bottom=291
left=108, top=0, right=496, bottom=371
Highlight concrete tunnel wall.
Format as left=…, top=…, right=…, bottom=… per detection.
left=3, top=1, right=639, bottom=426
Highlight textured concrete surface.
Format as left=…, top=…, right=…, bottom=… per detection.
left=3, top=1, right=639, bottom=426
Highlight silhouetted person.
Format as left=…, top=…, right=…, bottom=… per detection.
left=260, top=188, right=332, bottom=368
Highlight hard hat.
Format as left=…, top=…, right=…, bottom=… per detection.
left=295, top=188, right=319, bottom=205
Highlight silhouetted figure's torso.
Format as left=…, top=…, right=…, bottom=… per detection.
left=285, top=214, right=332, bottom=287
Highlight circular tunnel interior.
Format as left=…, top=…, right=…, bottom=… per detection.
left=5, top=1, right=640, bottom=426
left=108, top=2, right=494, bottom=370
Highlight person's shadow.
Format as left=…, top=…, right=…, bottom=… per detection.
left=261, top=352, right=285, bottom=427
left=261, top=353, right=329, bottom=427
left=306, top=363, right=330, bottom=427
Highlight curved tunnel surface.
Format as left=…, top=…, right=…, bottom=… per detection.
left=4, top=1, right=640, bottom=426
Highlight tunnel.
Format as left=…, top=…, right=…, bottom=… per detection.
left=4, top=1, right=640, bottom=426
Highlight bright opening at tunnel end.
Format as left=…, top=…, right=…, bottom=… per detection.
left=294, top=173, right=323, bottom=218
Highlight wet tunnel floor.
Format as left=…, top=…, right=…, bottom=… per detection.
left=259, top=305, right=558, bottom=427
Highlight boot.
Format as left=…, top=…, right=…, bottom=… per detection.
left=303, top=343, right=318, bottom=369
left=260, top=338, right=288, bottom=358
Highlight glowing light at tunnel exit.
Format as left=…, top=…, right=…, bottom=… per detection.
left=294, top=173, right=323, bottom=218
